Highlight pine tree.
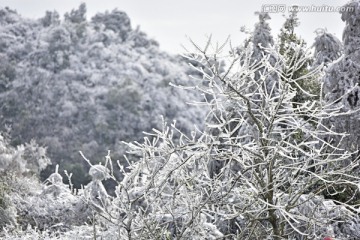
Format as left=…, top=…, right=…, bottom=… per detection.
left=312, top=29, right=342, bottom=68
left=278, top=7, right=320, bottom=105
left=251, top=12, right=274, bottom=57
left=322, top=0, right=360, bottom=155
left=318, top=0, right=360, bottom=207
left=250, top=12, right=279, bottom=96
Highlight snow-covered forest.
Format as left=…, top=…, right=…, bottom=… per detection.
left=0, top=1, right=360, bottom=239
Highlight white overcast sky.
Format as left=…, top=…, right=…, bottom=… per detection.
left=0, top=0, right=350, bottom=54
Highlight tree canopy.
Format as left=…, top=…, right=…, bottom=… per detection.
left=0, top=4, right=206, bottom=186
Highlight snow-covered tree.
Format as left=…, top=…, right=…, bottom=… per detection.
left=40, top=10, right=60, bottom=27
left=247, top=12, right=280, bottom=99
left=92, top=9, right=132, bottom=41
left=313, top=29, right=343, bottom=68
left=64, top=3, right=86, bottom=24
left=278, top=7, right=320, bottom=105
left=86, top=38, right=360, bottom=239
left=236, top=11, right=274, bottom=63
left=279, top=7, right=301, bottom=55
left=252, top=12, right=273, bottom=53
left=322, top=0, right=360, bottom=157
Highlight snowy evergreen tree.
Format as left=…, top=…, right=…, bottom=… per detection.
left=313, top=29, right=343, bottom=68
left=249, top=12, right=281, bottom=98
left=322, top=0, right=360, bottom=156
left=317, top=1, right=360, bottom=209
left=278, top=7, right=320, bottom=105
left=279, top=7, right=301, bottom=55
left=251, top=12, right=273, bottom=54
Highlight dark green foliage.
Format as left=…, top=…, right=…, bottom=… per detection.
left=278, top=8, right=320, bottom=106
